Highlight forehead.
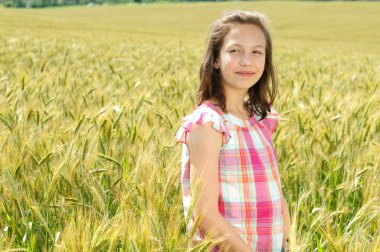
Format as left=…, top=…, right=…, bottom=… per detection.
left=223, top=24, right=266, bottom=48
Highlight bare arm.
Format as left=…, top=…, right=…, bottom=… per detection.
left=187, top=122, right=253, bottom=252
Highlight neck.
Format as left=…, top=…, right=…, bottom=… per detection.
left=223, top=87, right=249, bottom=117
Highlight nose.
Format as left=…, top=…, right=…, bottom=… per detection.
left=239, top=52, right=253, bottom=66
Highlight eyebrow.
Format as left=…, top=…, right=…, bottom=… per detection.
left=227, top=43, right=265, bottom=49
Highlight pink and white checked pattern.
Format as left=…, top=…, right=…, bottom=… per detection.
left=175, top=100, right=284, bottom=251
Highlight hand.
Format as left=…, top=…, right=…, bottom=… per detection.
left=281, top=196, right=291, bottom=251
left=282, top=237, right=290, bottom=251
left=281, top=247, right=290, bottom=252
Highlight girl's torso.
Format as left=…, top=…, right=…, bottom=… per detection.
left=176, top=100, right=283, bottom=251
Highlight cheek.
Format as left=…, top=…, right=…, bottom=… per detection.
left=222, top=55, right=237, bottom=69
left=256, top=56, right=266, bottom=70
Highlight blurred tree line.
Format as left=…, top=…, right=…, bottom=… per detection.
left=2, top=0, right=208, bottom=8
left=2, top=0, right=371, bottom=7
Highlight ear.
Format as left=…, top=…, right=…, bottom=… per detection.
left=213, top=60, right=220, bottom=69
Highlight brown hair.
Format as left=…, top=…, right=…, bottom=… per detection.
left=197, top=10, right=277, bottom=120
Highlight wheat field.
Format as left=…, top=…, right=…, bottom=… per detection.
left=0, top=2, right=379, bottom=251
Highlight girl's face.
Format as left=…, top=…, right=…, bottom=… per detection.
left=214, top=24, right=266, bottom=93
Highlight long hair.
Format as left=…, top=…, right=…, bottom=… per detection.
left=197, top=10, right=277, bottom=120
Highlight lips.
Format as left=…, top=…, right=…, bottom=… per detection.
left=236, top=71, right=256, bottom=77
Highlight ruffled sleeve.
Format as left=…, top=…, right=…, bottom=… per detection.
left=261, top=106, right=279, bottom=135
left=175, top=105, right=231, bottom=147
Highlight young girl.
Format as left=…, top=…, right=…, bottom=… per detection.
left=176, top=10, right=291, bottom=252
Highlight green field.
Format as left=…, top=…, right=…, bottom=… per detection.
left=0, top=2, right=379, bottom=251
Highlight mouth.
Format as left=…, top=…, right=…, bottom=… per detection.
left=236, top=71, right=256, bottom=77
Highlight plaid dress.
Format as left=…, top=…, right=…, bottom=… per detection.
left=175, top=100, right=284, bottom=251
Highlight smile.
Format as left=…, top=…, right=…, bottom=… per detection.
left=236, top=71, right=256, bottom=77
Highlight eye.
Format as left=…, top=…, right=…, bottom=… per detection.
left=229, top=49, right=240, bottom=53
left=253, top=50, right=263, bottom=54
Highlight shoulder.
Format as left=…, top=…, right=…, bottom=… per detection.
left=175, top=103, right=231, bottom=146
left=261, top=106, right=280, bottom=135
left=187, top=121, right=223, bottom=151
left=184, top=103, right=223, bottom=125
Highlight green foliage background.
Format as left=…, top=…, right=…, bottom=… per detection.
left=2, top=0, right=376, bottom=8
left=3, top=0, right=208, bottom=8
left=0, top=2, right=379, bottom=251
